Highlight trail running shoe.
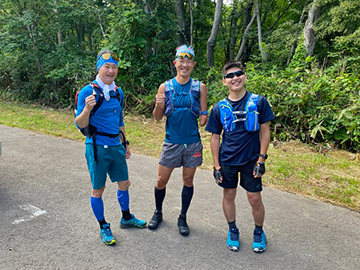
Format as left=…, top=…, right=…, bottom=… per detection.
left=148, top=210, right=163, bottom=230
left=253, top=230, right=266, bottom=253
left=227, top=228, right=240, bottom=251
left=120, top=214, right=147, bottom=229
left=177, top=214, right=190, bottom=236
left=100, top=223, right=116, bottom=245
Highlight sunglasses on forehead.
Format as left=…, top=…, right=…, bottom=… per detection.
left=224, top=70, right=245, bottom=79
left=98, top=52, right=119, bottom=61
left=177, top=52, right=194, bottom=61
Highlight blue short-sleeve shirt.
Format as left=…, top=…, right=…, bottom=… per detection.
left=75, top=82, right=124, bottom=146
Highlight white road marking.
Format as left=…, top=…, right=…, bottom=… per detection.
left=12, top=204, right=47, bottom=224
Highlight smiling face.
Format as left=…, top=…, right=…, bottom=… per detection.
left=173, top=58, right=196, bottom=79
left=98, top=63, right=118, bottom=85
left=222, top=67, right=247, bottom=93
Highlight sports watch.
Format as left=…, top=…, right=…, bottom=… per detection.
left=200, top=110, right=208, bottom=115
left=259, top=153, right=268, bottom=159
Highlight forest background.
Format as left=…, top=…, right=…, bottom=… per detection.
left=0, top=0, right=359, bottom=152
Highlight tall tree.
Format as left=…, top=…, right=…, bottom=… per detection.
left=175, top=0, right=189, bottom=44
left=235, top=3, right=256, bottom=61
left=254, top=0, right=266, bottom=60
left=206, top=0, right=223, bottom=67
left=304, top=0, right=319, bottom=57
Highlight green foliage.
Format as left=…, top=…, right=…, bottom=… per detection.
left=245, top=57, right=360, bottom=152
left=105, top=0, right=179, bottom=113
left=0, top=0, right=359, bottom=151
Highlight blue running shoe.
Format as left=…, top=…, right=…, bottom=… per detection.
left=253, top=230, right=266, bottom=253
left=100, top=223, right=116, bottom=245
left=120, top=214, right=147, bottom=229
left=227, top=228, right=240, bottom=251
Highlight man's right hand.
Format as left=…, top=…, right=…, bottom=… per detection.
left=155, top=94, right=165, bottom=106
left=85, top=95, right=96, bottom=111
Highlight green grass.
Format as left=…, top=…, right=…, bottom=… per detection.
left=1, top=100, right=359, bottom=212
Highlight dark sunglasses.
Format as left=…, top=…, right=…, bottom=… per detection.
left=98, top=52, right=119, bottom=61
left=224, top=70, right=245, bottom=79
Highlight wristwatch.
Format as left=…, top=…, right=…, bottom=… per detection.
left=259, top=153, right=268, bottom=159
left=125, top=140, right=130, bottom=145
left=200, top=110, right=208, bottom=115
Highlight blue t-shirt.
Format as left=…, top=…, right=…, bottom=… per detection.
left=165, top=78, right=201, bottom=144
left=205, top=91, right=275, bottom=166
left=75, top=82, right=124, bottom=146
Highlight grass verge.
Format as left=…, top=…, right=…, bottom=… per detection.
left=1, top=100, right=359, bottom=212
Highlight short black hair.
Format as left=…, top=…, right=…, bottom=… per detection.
left=222, top=61, right=245, bottom=76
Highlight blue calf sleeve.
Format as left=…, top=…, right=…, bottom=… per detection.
left=90, top=196, right=104, bottom=221
left=117, top=189, right=129, bottom=211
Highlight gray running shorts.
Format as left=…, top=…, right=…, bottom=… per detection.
left=159, top=141, right=203, bottom=168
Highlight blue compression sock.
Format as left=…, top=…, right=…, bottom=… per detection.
left=90, top=196, right=104, bottom=221
left=117, top=189, right=130, bottom=211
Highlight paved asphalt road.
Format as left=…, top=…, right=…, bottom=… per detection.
left=0, top=125, right=359, bottom=270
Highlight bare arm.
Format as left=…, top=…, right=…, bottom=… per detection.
left=199, top=83, right=208, bottom=127
left=75, top=95, right=96, bottom=128
left=153, top=83, right=166, bottom=121
left=210, top=133, right=223, bottom=182
left=254, top=121, right=271, bottom=178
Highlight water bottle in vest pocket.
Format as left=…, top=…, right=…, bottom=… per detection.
left=244, top=94, right=259, bottom=132
left=219, top=100, right=236, bottom=132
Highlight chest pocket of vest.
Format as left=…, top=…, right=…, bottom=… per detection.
left=218, top=93, right=260, bottom=133
left=164, top=79, right=201, bottom=117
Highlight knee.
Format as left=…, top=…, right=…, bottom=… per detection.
left=118, top=180, right=131, bottom=191
left=223, top=189, right=236, bottom=202
left=92, top=186, right=105, bottom=198
left=182, top=176, right=194, bottom=187
left=248, top=194, right=263, bottom=209
left=156, top=176, right=168, bottom=189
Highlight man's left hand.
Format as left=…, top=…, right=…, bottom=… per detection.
left=253, top=162, right=265, bottom=178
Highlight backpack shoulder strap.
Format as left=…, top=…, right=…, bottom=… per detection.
left=89, top=83, right=104, bottom=116
left=114, top=86, right=124, bottom=108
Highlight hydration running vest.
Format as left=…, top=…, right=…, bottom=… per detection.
left=164, top=78, right=201, bottom=118
left=75, top=83, right=126, bottom=162
left=218, top=93, right=259, bottom=132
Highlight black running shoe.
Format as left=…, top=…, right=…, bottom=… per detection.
left=178, top=214, right=189, bottom=236
left=148, top=210, right=163, bottom=230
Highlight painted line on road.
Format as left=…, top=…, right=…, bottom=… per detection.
left=12, top=204, right=47, bottom=224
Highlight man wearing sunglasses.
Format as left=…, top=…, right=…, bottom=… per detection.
left=75, top=50, right=147, bottom=246
left=205, top=61, right=274, bottom=252
left=149, top=45, right=208, bottom=236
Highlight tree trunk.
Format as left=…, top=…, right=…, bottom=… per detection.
left=206, top=0, right=223, bottom=68
left=229, top=1, right=239, bottom=60
left=26, top=23, right=42, bottom=72
left=304, top=0, right=321, bottom=57
left=255, top=0, right=266, bottom=60
left=53, top=2, right=62, bottom=45
left=175, top=0, right=189, bottom=45
left=287, top=0, right=309, bottom=65
left=189, top=0, right=194, bottom=46
left=235, top=7, right=256, bottom=61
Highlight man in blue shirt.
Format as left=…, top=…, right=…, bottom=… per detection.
left=148, top=45, right=208, bottom=236
left=75, top=50, right=146, bottom=246
left=205, top=61, right=274, bottom=252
